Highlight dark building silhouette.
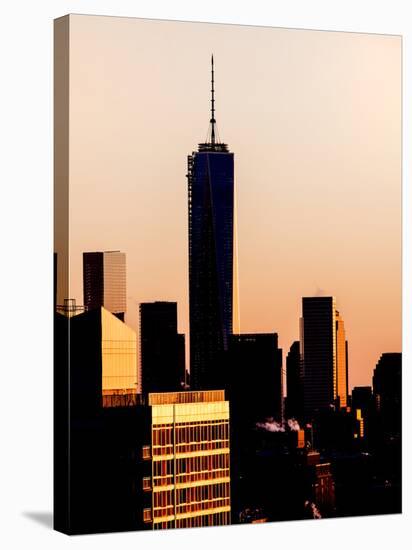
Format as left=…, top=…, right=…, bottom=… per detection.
left=372, top=353, right=401, bottom=437
left=301, top=297, right=348, bottom=419
left=188, top=56, right=234, bottom=390
left=286, top=340, right=303, bottom=421
left=350, top=386, right=373, bottom=441
left=304, top=452, right=336, bottom=518
left=228, top=333, right=283, bottom=423
left=83, top=251, right=126, bottom=321
left=352, top=386, right=373, bottom=415
left=54, top=307, right=144, bottom=535
left=140, top=302, right=185, bottom=395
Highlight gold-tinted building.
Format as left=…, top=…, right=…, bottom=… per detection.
left=100, top=306, right=137, bottom=394
left=68, top=306, right=138, bottom=412
left=335, top=310, right=348, bottom=408
left=143, top=390, right=231, bottom=529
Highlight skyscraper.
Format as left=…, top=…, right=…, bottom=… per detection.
left=301, top=297, right=348, bottom=419
left=188, top=56, right=234, bottom=390
left=335, top=310, right=348, bottom=408
left=83, top=251, right=126, bottom=321
left=139, top=301, right=185, bottom=395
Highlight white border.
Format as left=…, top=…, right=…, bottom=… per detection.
left=0, top=1, right=410, bottom=549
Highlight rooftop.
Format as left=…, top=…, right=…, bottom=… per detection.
left=148, top=390, right=225, bottom=406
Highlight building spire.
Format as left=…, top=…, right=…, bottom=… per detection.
left=210, top=54, right=216, bottom=145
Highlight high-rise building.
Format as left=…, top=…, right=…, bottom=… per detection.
left=300, top=297, right=348, bottom=419
left=140, top=301, right=185, bottom=395
left=352, top=386, right=373, bottom=413
left=335, top=310, right=348, bottom=408
left=372, top=353, right=401, bottom=437
left=188, top=57, right=234, bottom=390
left=228, top=333, right=283, bottom=423
left=286, top=340, right=303, bottom=421
left=351, top=386, right=373, bottom=441
left=142, top=390, right=231, bottom=529
left=69, top=306, right=138, bottom=414
left=54, top=306, right=142, bottom=534
left=83, top=251, right=126, bottom=321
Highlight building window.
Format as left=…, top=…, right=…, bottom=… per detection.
left=142, top=445, right=151, bottom=460
left=142, top=477, right=151, bottom=491
left=143, top=508, right=152, bottom=523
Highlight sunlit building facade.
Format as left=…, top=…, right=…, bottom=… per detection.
left=69, top=306, right=138, bottom=414
left=142, top=390, right=231, bottom=529
left=335, top=311, right=348, bottom=408
left=100, top=306, right=137, bottom=395
left=83, top=251, right=126, bottom=321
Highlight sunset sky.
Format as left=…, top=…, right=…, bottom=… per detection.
left=64, top=15, right=401, bottom=389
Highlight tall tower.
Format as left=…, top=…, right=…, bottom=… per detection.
left=187, top=56, right=234, bottom=390
left=83, top=251, right=126, bottom=321
left=300, top=297, right=349, bottom=419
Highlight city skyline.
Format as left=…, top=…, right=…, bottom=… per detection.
left=53, top=14, right=402, bottom=534
left=61, top=15, right=401, bottom=389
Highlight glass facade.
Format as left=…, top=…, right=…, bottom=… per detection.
left=188, top=148, right=234, bottom=390
left=301, top=298, right=350, bottom=417
left=301, top=297, right=337, bottom=419
left=335, top=311, right=348, bottom=408
left=83, top=251, right=126, bottom=318
left=101, top=307, right=137, bottom=393
left=145, top=391, right=231, bottom=529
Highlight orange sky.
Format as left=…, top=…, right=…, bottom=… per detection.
left=64, top=15, right=401, bottom=390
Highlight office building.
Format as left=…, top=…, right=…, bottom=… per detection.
left=352, top=386, right=373, bottom=414
left=188, top=57, right=234, bottom=389
left=69, top=306, right=138, bottom=414
left=142, top=390, right=231, bottom=529
left=372, top=353, right=401, bottom=437
left=54, top=306, right=142, bottom=534
left=83, top=250, right=126, bottom=321
left=228, top=333, right=283, bottom=423
left=300, top=297, right=348, bottom=419
left=335, top=310, right=348, bottom=408
left=140, top=302, right=185, bottom=395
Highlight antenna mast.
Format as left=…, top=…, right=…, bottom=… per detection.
left=210, top=55, right=216, bottom=145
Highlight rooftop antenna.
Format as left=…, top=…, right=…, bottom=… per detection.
left=210, top=54, right=216, bottom=145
